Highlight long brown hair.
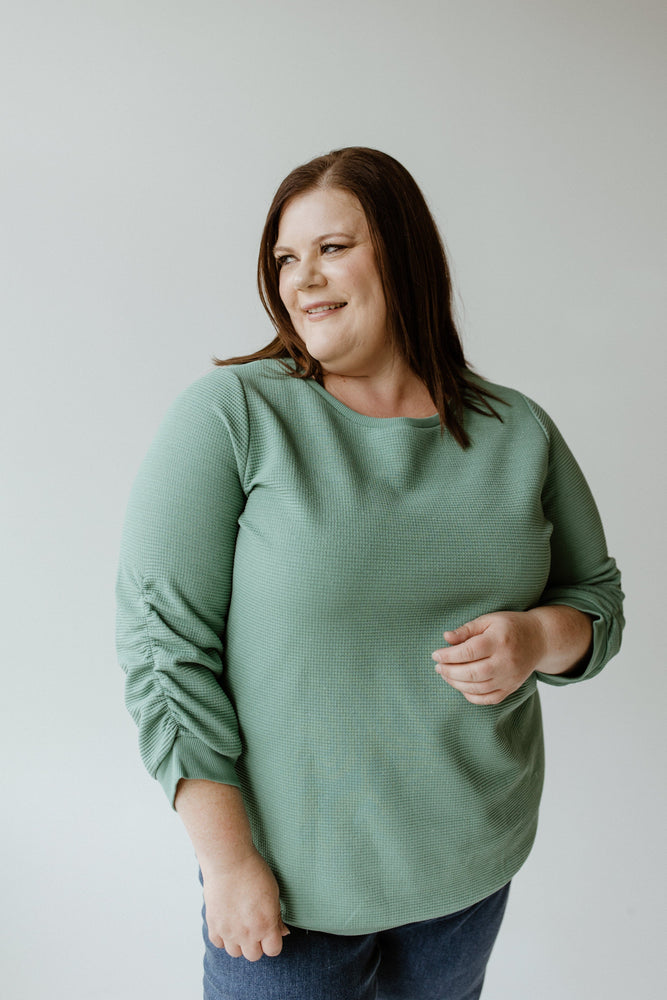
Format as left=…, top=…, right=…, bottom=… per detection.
left=216, top=146, right=502, bottom=447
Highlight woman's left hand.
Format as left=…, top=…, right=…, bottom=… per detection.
left=432, top=606, right=593, bottom=705
left=432, top=611, right=548, bottom=706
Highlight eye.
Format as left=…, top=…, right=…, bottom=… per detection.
left=321, top=243, right=346, bottom=255
left=275, top=254, right=296, bottom=269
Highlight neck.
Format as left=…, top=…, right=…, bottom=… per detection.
left=322, top=364, right=436, bottom=419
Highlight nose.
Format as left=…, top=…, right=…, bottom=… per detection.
left=292, top=256, right=326, bottom=290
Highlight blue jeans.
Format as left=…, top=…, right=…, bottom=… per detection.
left=202, top=882, right=510, bottom=1000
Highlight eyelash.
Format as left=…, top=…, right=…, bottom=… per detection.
left=275, top=243, right=347, bottom=269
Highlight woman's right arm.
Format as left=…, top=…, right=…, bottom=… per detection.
left=116, top=373, right=249, bottom=800
left=175, top=779, right=289, bottom=961
left=116, top=373, right=286, bottom=959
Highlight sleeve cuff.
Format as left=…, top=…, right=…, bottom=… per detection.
left=155, top=732, right=241, bottom=808
left=535, top=608, right=607, bottom=687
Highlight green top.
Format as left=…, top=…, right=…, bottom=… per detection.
left=116, top=359, right=624, bottom=934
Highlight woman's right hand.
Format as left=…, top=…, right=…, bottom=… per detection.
left=174, top=780, right=290, bottom=962
left=201, top=849, right=290, bottom=962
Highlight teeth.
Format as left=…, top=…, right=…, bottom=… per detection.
left=307, top=304, right=345, bottom=314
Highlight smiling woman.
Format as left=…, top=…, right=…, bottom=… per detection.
left=117, top=147, right=624, bottom=999
left=272, top=188, right=392, bottom=382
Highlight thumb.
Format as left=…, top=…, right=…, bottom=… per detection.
left=443, top=616, right=487, bottom=645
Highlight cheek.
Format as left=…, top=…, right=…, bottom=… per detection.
left=278, top=273, right=293, bottom=310
left=349, top=260, right=384, bottom=311
left=364, top=276, right=387, bottom=319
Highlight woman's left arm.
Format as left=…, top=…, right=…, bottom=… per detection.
left=433, top=397, right=624, bottom=705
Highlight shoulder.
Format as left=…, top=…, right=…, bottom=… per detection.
left=467, top=372, right=557, bottom=444
left=168, top=359, right=289, bottom=416
left=163, top=360, right=311, bottom=456
left=184, top=359, right=294, bottom=401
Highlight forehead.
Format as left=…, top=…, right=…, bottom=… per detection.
left=276, top=187, right=369, bottom=242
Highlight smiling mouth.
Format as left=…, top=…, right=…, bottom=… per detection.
left=305, top=303, right=347, bottom=315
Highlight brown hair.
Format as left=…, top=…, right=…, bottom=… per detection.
left=216, top=146, right=502, bottom=447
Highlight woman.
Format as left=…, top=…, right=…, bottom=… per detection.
left=116, top=147, right=624, bottom=999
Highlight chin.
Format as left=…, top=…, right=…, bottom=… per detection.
left=302, top=341, right=348, bottom=370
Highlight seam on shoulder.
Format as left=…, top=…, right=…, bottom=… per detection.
left=518, top=393, right=551, bottom=444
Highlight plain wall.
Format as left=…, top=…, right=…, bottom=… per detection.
left=2, top=1, right=665, bottom=997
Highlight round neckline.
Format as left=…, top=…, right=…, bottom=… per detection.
left=305, top=378, right=441, bottom=428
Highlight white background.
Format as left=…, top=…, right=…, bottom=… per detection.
left=2, top=1, right=665, bottom=997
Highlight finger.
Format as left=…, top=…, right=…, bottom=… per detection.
left=461, top=689, right=507, bottom=706
left=433, top=638, right=491, bottom=665
left=435, top=664, right=508, bottom=703
left=206, top=925, right=225, bottom=950
left=436, top=669, right=498, bottom=693
left=261, top=927, right=287, bottom=957
left=443, top=616, right=489, bottom=645
left=223, top=942, right=243, bottom=958
left=435, top=659, right=494, bottom=683
left=241, top=941, right=264, bottom=962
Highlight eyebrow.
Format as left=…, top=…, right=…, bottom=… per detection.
left=273, top=232, right=356, bottom=254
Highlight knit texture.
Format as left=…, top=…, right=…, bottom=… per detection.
left=116, top=359, right=624, bottom=934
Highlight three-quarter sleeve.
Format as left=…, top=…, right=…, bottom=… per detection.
left=116, top=371, right=249, bottom=805
left=524, top=397, right=625, bottom=685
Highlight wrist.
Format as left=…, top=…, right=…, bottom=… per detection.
left=199, top=843, right=259, bottom=877
left=175, top=779, right=258, bottom=875
left=525, top=605, right=593, bottom=677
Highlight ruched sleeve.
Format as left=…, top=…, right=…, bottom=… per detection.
left=524, top=396, right=625, bottom=685
left=116, top=370, right=249, bottom=805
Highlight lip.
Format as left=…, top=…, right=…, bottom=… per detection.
left=301, top=301, right=348, bottom=317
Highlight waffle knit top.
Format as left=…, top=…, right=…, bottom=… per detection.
left=116, top=359, right=624, bottom=934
